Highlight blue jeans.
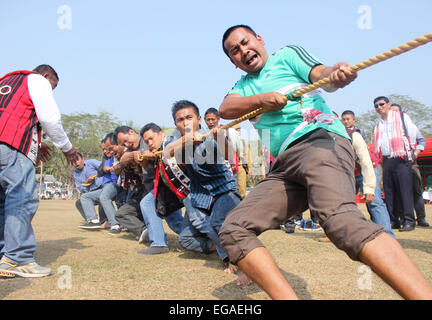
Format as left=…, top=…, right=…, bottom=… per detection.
left=140, top=190, right=184, bottom=247
left=0, top=144, right=39, bottom=264
left=179, top=191, right=240, bottom=261
left=366, top=167, right=395, bottom=238
left=80, top=182, right=119, bottom=226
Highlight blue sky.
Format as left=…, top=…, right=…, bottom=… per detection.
left=1, top=0, right=431, bottom=136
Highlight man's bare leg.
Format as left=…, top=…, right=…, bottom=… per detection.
left=237, top=247, right=298, bottom=299
left=359, top=232, right=432, bottom=300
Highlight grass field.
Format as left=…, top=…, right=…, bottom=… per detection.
left=1, top=200, right=431, bottom=300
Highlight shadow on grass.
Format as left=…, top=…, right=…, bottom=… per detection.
left=36, top=237, right=92, bottom=265
left=280, top=229, right=326, bottom=241
left=397, top=238, right=432, bottom=255
left=212, top=270, right=312, bottom=300
left=0, top=237, right=90, bottom=299
left=0, top=277, right=31, bottom=299
left=286, top=229, right=432, bottom=256
left=175, top=243, right=228, bottom=272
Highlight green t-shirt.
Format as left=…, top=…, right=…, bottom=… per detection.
left=228, top=45, right=349, bottom=157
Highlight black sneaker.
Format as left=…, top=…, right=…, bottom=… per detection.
left=391, top=222, right=401, bottom=229
left=281, top=222, right=296, bottom=234
left=79, top=221, right=101, bottom=230
left=417, top=218, right=430, bottom=227
left=399, top=224, right=415, bottom=232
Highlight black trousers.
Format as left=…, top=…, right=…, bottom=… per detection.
left=114, top=185, right=148, bottom=238
left=396, top=164, right=426, bottom=221
left=382, top=157, right=416, bottom=226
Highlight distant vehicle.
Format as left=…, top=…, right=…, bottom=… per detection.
left=39, top=181, right=65, bottom=200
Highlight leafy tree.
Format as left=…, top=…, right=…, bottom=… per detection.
left=37, top=111, right=121, bottom=187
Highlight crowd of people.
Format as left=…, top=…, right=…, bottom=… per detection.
left=1, top=24, right=432, bottom=300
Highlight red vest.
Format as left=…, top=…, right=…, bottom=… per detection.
left=0, top=70, right=41, bottom=165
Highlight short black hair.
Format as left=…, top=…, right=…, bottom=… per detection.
left=373, top=96, right=389, bottom=105
left=171, top=100, right=200, bottom=122
left=101, top=132, right=114, bottom=144
left=33, top=64, right=59, bottom=81
left=204, top=107, right=219, bottom=117
left=341, top=110, right=355, bottom=117
left=113, top=126, right=134, bottom=144
left=140, top=122, right=162, bottom=137
left=222, top=24, right=257, bottom=56
left=77, top=152, right=83, bottom=159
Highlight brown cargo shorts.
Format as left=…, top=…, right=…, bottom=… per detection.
left=219, top=129, right=384, bottom=263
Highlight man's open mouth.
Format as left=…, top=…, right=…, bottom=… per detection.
left=245, top=54, right=258, bottom=66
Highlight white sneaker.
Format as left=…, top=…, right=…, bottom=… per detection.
left=0, top=257, right=51, bottom=278
left=108, top=224, right=121, bottom=235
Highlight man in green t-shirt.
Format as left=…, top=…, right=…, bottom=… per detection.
left=218, top=24, right=432, bottom=299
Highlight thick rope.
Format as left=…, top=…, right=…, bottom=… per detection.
left=149, top=32, right=432, bottom=158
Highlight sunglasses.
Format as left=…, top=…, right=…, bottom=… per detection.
left=374, top=102, right=386, bottom=108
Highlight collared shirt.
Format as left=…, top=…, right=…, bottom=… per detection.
left=165, top=130, right=238, bottom=210
left=73, top=159, right=103, bottom=193
left=376, top=111, right=424, bottom=156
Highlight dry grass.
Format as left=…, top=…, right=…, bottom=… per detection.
left=1, top=200, right=431, bottom=300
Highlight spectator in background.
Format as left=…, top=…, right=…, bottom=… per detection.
left=341, top=110, right=395, bottom=238
left=204, top=108, right=242, bottom=181
left=233, top=124, right=253, bottom=198
left=390, top=104, right=429, bottom=227
left=374, top=96, right=422, bottom=232
left=341, top=110, right=370, bottom=194
left=260, top=145, right=274, bottom=178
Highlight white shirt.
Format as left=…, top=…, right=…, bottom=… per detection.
left=377, top=110, right=422, bottom=156
left=27, top=73, right=72, bottom=152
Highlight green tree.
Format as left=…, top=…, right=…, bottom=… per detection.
left=37, top=110, right=121, bottom=187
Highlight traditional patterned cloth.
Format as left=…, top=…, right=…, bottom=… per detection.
left=374, top=110, right=411, bottom=160
left=278, top=108, right=335, bottom=155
